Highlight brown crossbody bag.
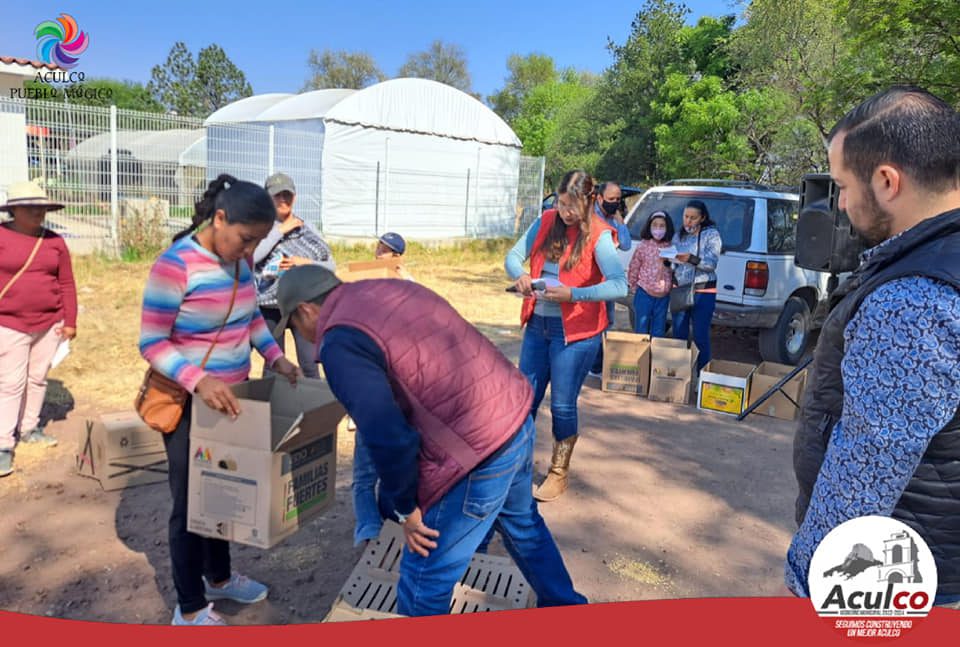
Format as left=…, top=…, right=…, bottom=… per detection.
left=135, top=262, right=239, bottom=433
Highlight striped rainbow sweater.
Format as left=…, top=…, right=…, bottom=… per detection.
left=139, top=235, right=284, bottom=393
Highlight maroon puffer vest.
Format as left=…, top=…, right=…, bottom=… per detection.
left=315, top=279, right=534, bottom=510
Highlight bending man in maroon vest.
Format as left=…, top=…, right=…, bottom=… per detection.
left=273, top=265, right=588, bottom=616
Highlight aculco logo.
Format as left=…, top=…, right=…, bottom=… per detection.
left=808, top=516, right=937, bottom=639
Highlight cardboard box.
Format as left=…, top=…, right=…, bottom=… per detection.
left=602, top=331, right=652, bottom=396
left=697, top=360, right=757, bottom=416
left=648, top=338, right=699, bottom=404
left=337, top=258, right=406, bottom=282
left=76, top=412, right=168, bottom=491
left=323, top=520, right=535, bottom=621
left=746, top=361, right=808, bottom=420
left=187, top=376, right=345, bottom=548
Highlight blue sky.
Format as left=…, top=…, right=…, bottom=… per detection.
left=2, top=0, right=739, bottom=100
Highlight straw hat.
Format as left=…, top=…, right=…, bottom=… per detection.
left=0, top=180, right=65, bottom=212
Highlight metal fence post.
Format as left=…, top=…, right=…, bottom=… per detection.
left=537, top=156, right=545, bottom=207
left=374, top=161, right=380, bottom=236
left=109, top=104, right=119, bottom=258
left=464, top=168, right=470, bottom=236
left=268, top=125, right=275, bottom=176
left=383, top=137, right=390, bottom=233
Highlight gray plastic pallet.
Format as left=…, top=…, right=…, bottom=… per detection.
left=333, top=520, right=535, bottom=618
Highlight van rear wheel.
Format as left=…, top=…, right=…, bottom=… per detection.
left=758, top=297, right=810, bottom=365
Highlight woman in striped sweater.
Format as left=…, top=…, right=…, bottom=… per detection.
left=139, top=174, right=299, bottom=626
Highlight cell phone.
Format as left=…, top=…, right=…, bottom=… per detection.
left=506, top=279, right=547, bottom=293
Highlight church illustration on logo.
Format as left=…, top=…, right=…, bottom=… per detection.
left=877, top=530, right=923, bottom=584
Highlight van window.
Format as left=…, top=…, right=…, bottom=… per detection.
left=627, top=192, right=754, bottom=252
left=767, top=199, right=798, bottom=254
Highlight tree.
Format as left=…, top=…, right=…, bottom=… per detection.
left=730, top=0, right=859, bottom=139
left=649, top=74, right=815, bottom=183
left=512, top=73, right=594, bottom=155
left=303, top=49, right=385, bottom=90
left=398, top=40, right=472, bottom=93
left=839, top=0, right=960, bottom=105
left=592, top=0, right=690, bottom=183
left=487, top=53, right=558, bottom=122
left=651, top=74, right=753, bottom=179
left=194, top=44, right=253, bottom=115
left=679, top=15, right=738, bottom=81
left=148, top=42, right=201, bottom=117
left=148, top=42, right=252, bottom=117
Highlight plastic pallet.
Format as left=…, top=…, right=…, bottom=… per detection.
left=328, top=520, right=535, bottom=621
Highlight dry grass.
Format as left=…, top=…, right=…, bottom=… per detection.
left=51, top=239, right=524, bottom=411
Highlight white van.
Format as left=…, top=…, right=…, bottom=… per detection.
left=619, top=180, right=831, bottom=365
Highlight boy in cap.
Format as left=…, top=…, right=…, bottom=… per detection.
left=274, top=264, right=587, bottom=616
left=375, top=232, right=406, bottom=259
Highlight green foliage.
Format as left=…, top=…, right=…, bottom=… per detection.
left=397, top=41, right=473, bottom=93
left=652, top=74, right=752, bottom=179
left=148, top=42, right=252, bottom=117
left=303, top=49, right=385, bottom=90
left=839, top=0, right=960, bottom=105
left=194, top=45, right=254, bottom=116
left=592, top=0, right=690, bottom=183
left=678, top=15, right=738, bottom=80
left=487, top=53, right=558, bottom=122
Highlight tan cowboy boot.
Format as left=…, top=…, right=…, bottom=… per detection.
left=534, top=435, right=578, bottom=502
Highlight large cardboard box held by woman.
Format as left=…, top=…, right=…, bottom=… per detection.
left=186, top=376, right=344, bottom=548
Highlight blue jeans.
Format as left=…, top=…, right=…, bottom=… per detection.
left=520, top=314, right=602, bottom=442
left=590, top=301, right=616, bottom=373
left=671, top=290, right=716, bottom=371
left=632, top=288, right=669, bottom=337
left=352, top=432, right=383, bottom=546
left=396, top=416, right=587, bottom=616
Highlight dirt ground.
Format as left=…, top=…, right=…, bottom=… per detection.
left=0, top=319, right=801, bottom=625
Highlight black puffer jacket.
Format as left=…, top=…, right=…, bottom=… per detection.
left=793, top=209, right=960, bottom=596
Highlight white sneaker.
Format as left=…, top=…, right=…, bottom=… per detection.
left=172, top=603, right=226, bottom=626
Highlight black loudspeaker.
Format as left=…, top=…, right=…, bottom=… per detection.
left=795, top=173, right=867, bottom=273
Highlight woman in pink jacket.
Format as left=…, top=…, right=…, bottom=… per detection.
left=627, top=211, right=675, bottom=337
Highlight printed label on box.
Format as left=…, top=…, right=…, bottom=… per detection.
left=284, top=460, right=331, bottom=521
left=200, top=470, right=258, bottom=525
left=700, top=383, right=745, bottom=414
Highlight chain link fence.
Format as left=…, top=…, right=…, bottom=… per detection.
left=0, top=97, right=545, bottom=255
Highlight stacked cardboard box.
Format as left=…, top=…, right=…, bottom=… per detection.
left=746, top=361, right=808, bottom=420
left=337, top=258, right=406, bottom=282
left=648, top=338, right=699, bottom=404
left=76, top=412, right=167, bottom=490
left=697, top=360, right=757, bottom=416
left=601, top=331, right=652, bottom=396
left=323, top=520, right=536, bottom=621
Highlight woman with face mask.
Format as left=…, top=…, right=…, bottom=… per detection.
left=139, top=174, right=301, bottom=626
left=671, top=199, right=723, bottom=371
left=627, top=211, right=676, bottom=337
left=505, top=170, right=627, bottom=502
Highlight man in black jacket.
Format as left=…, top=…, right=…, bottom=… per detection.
left=787, top=86, right=960, bottom=607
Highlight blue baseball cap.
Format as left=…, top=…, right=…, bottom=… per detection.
left=379, top=232, right=406, bottom=255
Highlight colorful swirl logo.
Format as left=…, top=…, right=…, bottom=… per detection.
left=35, top=14, right=89, bottom=70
